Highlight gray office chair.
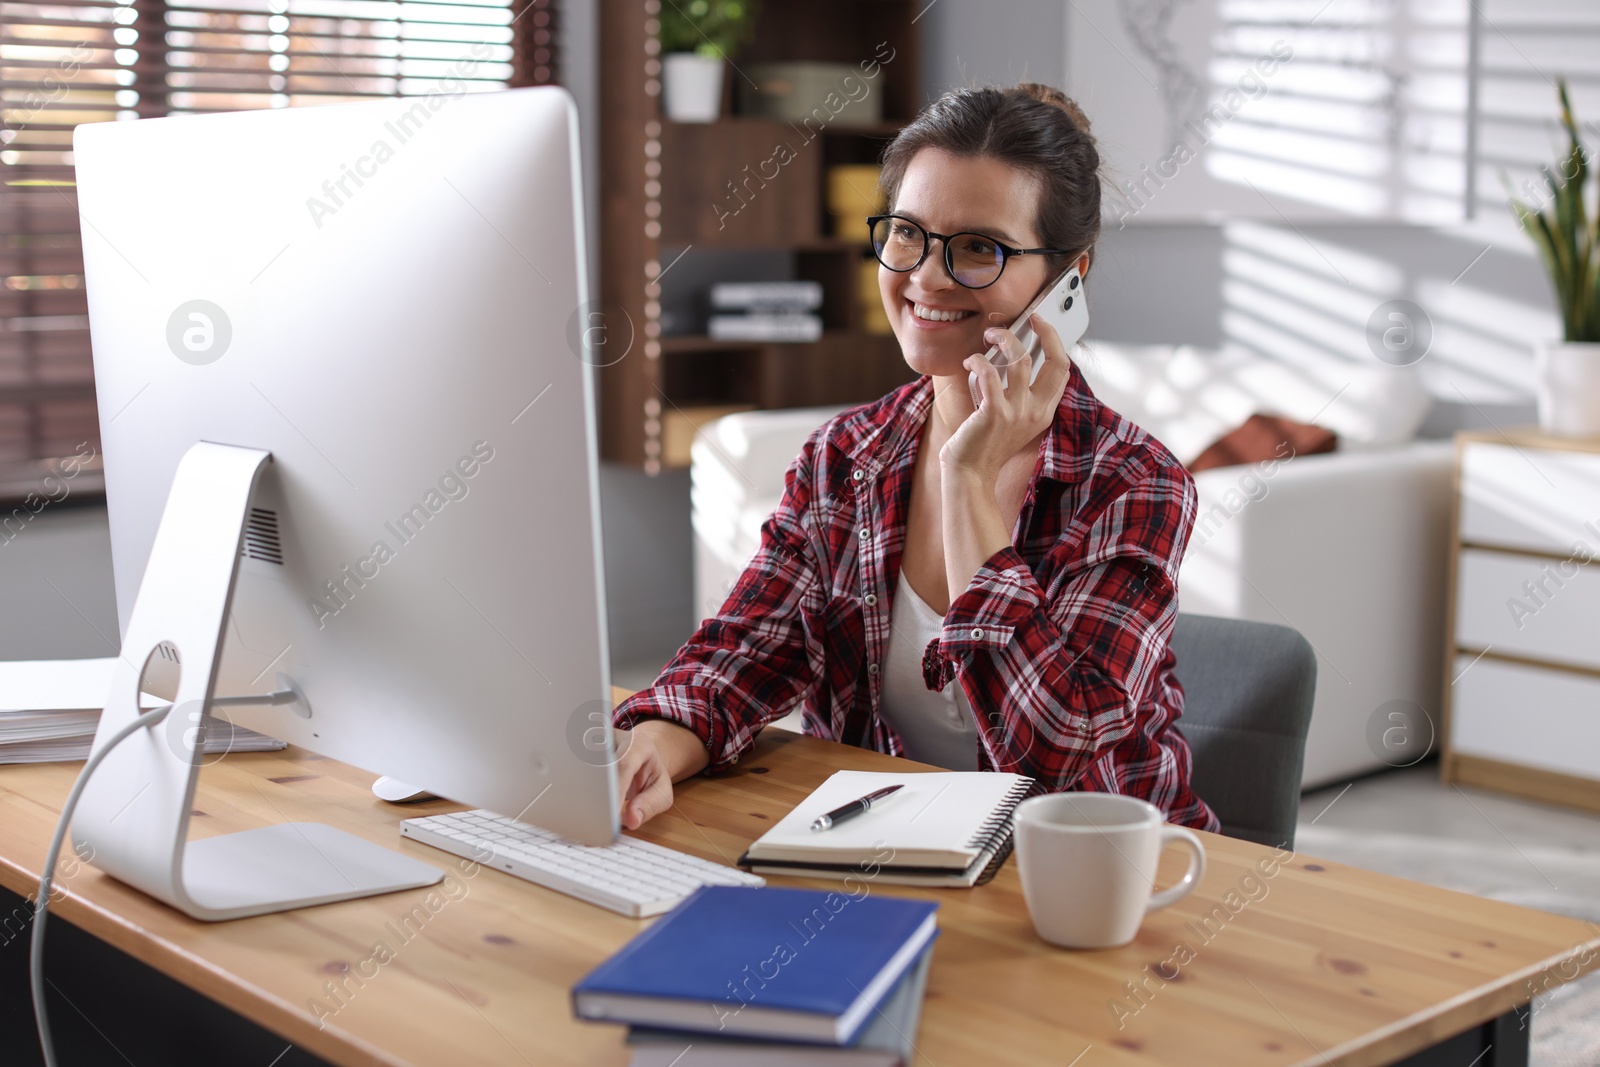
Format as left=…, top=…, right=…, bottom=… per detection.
left=1168, top=612, right=1317, bottom=850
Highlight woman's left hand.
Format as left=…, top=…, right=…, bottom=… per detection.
left=940, top=311, right=1072, bottom=482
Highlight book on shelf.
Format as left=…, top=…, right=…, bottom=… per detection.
left=572, top=885, right=938, bottom=1043
left=738, top=770, right=1033, bottom=887
left=622, top=940, right=934, bottom=1067
left=710, top=281, right=824, bottom=312
left=708, top=313, right=823, bottom=343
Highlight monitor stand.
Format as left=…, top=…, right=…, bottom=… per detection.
left=73, top=441, right=443, bottom=921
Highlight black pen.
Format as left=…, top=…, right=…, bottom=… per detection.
left=810, top=784, right=904, bottom=832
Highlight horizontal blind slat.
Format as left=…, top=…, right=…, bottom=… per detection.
left=2, top=0, right=550, bottom=469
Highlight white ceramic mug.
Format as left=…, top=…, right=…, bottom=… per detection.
left=1013, top=792, right=1207, bottom=949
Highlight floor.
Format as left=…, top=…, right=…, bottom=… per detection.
left=1297, top=761, right=1600, bottom=1067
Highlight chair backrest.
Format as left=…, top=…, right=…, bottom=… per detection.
left=1168, top=612, right=1317, bottom=849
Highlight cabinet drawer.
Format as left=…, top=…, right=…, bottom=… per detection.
left=1455, top=548, right=1600, bottom=671
left=1450, top=656, right=1600, bottom=781
left=1459, top=442, right=1600, bottom=554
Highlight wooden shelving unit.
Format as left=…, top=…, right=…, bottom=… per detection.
left=597, top=0, right=921, bottom=472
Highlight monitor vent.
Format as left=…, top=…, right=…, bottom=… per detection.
left=243, top=508, right=284, bottom=565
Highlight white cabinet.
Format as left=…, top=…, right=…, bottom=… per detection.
left=1444, top=432, right=1600, bottom=812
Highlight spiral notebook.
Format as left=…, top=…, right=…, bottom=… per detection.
left=738, top=770, right=1033, bottom=887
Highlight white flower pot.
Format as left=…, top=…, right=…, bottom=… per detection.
left=1535, top=340, right=1600, bottom=437
left=663, top=53, right=724, bottom=123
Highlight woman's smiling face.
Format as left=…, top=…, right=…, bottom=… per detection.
left=879, top=146, right=1056, bottom=380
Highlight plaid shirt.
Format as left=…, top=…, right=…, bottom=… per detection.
left=615, top=361, right=1220, bottom=831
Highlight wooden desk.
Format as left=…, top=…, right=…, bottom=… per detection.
left=2, top=701, right=1596, bottom=1067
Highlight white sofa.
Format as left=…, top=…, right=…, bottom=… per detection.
left=691, top=343, right=1454, bottom=788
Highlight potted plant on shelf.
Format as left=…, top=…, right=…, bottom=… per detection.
left=658, top=0, right=759, bottom=124
left=1511, top=77, right=1600, bottom=437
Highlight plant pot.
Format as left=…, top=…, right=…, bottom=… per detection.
left=1535, top=340, right=1600, bottom=437
left=662, top=53, right=724, bottom=124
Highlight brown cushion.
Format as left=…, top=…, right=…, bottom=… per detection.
left=1188, top=413, right=1337, bottom=473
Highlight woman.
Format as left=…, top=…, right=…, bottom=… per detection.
left=611, top=82, right=1219, bottom=834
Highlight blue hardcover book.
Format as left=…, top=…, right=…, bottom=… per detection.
left=623, top=941, right=936, bottom=1067
left=572, top=886, right=938, bottom=1043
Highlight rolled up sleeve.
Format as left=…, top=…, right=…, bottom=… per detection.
left=928, top=463, right=1198, bottom=793
left=612, top=430, right=826, bottom=771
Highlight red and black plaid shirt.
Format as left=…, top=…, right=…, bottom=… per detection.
left=615, top=360, right=1220, bottom=831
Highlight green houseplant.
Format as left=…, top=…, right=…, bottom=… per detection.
left=659, top=0, right=760, bottom=123
left=1509, top=77, right=1600, bottom=436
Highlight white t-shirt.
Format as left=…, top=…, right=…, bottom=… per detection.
left=877, top=572, right=980, bottom=769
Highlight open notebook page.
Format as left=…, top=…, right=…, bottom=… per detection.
left=745, top=769, right=1031, bottom=869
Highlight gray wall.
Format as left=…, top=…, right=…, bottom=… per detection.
left=0, top=505, right=119, bottom=662
left=918, top=0, right=1065, bottom=94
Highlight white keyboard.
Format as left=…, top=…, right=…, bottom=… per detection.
left=400, top=809, right=764, bottom=917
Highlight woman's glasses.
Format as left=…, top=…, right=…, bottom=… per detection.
left=867, top=214, right=1072, bottom=290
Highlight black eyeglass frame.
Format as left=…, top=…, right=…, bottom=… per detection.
left=866, top=213, right=1076, bottom=290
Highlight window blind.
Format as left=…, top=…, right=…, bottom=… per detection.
left=0, top=0, right=555, bottom=489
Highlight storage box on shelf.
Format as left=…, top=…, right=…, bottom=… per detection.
left=1443, top=429, right=1600, bottom=812
left=597, top=0, right=920, bottom=473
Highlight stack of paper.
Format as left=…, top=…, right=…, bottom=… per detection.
left=0, top=657, right=286, bottom=764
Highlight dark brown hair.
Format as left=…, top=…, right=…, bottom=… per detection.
left=878, top=83, right=1102, bottom=276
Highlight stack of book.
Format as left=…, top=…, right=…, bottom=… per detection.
left=573, top=885, right=938, bottom=1066
left=0, top=658, right=286, bottom=764
left=707, top=281, right=824, bottom=343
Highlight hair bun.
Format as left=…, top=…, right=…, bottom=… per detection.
left=1015, top=82, right=1094, bottom=140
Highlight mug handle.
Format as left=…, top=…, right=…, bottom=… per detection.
left=1146, top=826, right=1207, bottom=912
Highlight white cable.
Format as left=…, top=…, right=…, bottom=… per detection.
left=31, top=703, right=172, bottom=1067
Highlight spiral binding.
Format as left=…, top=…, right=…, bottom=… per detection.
left=963, top=777, right=1035, bottom=854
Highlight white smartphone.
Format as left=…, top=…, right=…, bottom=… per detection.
left=968, top=263, right=1089, bottom=407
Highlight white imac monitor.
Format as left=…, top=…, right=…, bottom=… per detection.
left=70, top=86, right=618, bottom=920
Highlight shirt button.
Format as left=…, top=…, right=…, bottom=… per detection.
left=867, top=663, right=879, bottom=675
left=971, top=628, right=985, bottom=640
left=864, top=593, right=878, bottom=606
left=859, top=527, right=870, bottom=540
left=852, top=469, right=864, bottom=481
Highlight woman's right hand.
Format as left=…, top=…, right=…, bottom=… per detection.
left=611, top=718, right=710, bottom=830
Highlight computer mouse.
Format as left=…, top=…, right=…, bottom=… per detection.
left=371, top=776, right=438, bottom=803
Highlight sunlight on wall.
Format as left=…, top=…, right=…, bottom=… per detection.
left=1206, top=0, right=1469, bottom=221
left=1414, top=277, right=1556, bottom=398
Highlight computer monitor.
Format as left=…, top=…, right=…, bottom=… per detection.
left=70, top=86, right=618, bottom=920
